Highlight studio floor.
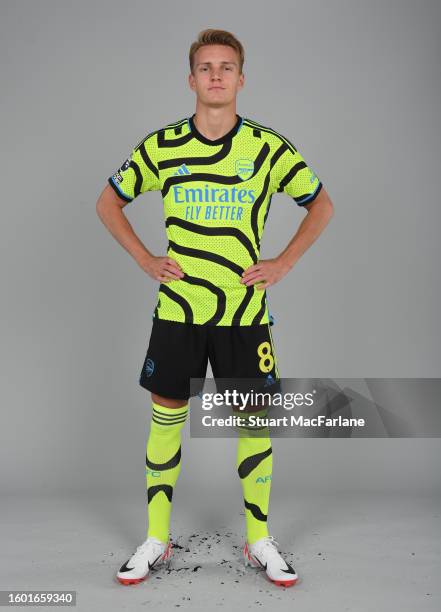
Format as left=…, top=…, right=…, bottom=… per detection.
left=1, top=489, right=440, bottom=611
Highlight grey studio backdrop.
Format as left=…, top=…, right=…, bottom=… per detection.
left=1, top=1, right=440, bottom=610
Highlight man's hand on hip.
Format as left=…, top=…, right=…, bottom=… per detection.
left=138, top=254, right=185, bottom=283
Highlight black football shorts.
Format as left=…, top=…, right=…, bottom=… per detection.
left=139, top=318, right=281, bottom=400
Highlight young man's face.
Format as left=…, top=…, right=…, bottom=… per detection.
left=189, top=44, right=244, bottom=108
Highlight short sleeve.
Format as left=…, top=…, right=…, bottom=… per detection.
left=273, top=136, right=323, bottom=206
left=107, top=133, right=160, bottom=202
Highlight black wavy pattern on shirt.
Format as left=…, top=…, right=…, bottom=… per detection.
left=126, top=160, right=144, bottom=198
left=179, top=274, right=226, bottom=324
left=250, top=142, right=289, bottom=250
left=158, top=141, right=232, bottom=169
left=157, top=283, right=194, bottom=323
left=138, top=141, right=159, bottom=178
left=168, top=240, right=244, bottom=277
left=157, top=128, right=194, bottom=148
left=277, top=160, right=307, bottom=192
left=231, top=286, right=255, bottom=325
left=165, top=217, right=258, bottom=264
left=161, top=142, right=270, bottom=197
left=252, top=291, right=268, bottom=325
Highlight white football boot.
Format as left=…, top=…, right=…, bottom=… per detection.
left=244, top=535, right=298, bottom=587
left=116, top=536, right=172, bottom=585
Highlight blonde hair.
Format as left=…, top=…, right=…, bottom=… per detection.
left=189, top=29, right=245, bottom=74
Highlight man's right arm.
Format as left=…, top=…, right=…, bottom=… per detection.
left=95, top=184, right=184, bottom=282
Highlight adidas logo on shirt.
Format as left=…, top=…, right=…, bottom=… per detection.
left=174, top=164, right=191, bottom=176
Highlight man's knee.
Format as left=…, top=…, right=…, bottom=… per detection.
left=151, top=392, right=189, bottom=409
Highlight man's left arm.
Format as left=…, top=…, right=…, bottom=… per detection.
left=240, top=187, right=334, bottom=289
